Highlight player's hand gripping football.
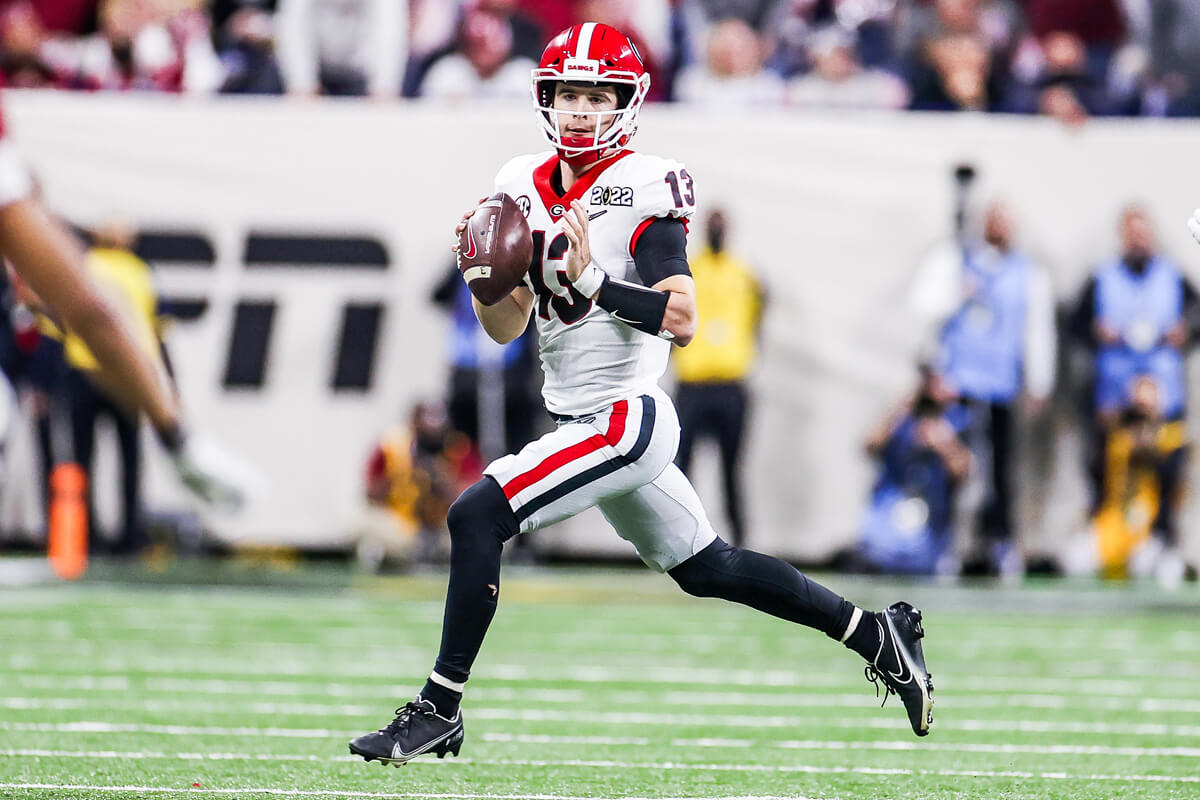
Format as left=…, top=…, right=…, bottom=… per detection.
left=450, top=197, right=488, bottom=253
left=1189, top=208, right=1200, bottom=247
left=560, top=199, right=592, bottom=282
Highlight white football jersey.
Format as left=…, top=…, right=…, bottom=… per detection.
left=493, top=150, right=697, bottom=416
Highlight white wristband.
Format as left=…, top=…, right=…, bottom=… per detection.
left=572, top=263, right=606, bottom=299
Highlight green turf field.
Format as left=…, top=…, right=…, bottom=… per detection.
left=0, top=561, right=1198, bottom=799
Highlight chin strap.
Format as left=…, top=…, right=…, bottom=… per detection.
left=558, top=141, right=626, bottom=168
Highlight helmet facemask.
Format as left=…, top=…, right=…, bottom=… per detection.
left=531, top=74, right=651, bottom=168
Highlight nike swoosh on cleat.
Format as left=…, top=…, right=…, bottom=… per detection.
left=391, top=725, right=460, bottom=759
left=883, top=620, right=914, bottom=683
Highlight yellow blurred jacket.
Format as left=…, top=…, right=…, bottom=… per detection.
left=1093, top=420, right=1187, bottom=577
left=45, top=248, right=161, bottom=372
left=673, top=247, right=763, bottom=383
left=372, top=425, right=422, bottom=536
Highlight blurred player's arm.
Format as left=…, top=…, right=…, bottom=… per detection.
left=471, top=287, right=534, bottom=344
left=0, top=198, right=181, bottom=440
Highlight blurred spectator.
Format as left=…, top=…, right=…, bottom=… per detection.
left=1148, top=0, right=1200, bottom=116
left=1023, top=0, right=1126, bottom=80
left=847, top=361, right=971, bottom=576
left=0, top=1, right=74, bottom=87
left=275, top=0, right=405, bottom=96
left=908, top=31, right=1006, bottom=111
left=36, top=0, right=223, bottom=92
left=1066, top=205, right=1200, bottom=555
left=898, top=0, right=1022, bottom=61
left=672, top=208, right=764, bottom=548
left=900, top=0, right=1019, bottom=112
left=674, top=17, right=784, bottom=107
left=355, top=399, right=481, bottom=570
left=1009, top=31, right=1125, bottom=124
left=785, top=23, right=908, bottom=109
left=909, top=197, right=1056, bottom=577
left=210, top=0, right=285, bottom=93
left=1062, top=375, right=1188, bottom=584
left=475, top=0, right=545, bottom=61
left=685, top=0, right=785, bottom=30
left=417, top=4, right=535, bottom=101
left=0, top=0, right=98, bottom=35
left=517, top=0, right=576, bottom=44
left=402, top=0, right=459, bottom=96
left=430, top=261, right=538, bottom=462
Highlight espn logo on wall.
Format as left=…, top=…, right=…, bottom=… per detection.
left=134, top=229, right=390, bottom=392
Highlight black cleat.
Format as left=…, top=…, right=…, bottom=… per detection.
left=862, top=602, right=935, bottom=736
left=349, top=697, right=464, bottom=767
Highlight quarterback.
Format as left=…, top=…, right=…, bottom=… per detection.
left=350, top=22, right=935, bottom=765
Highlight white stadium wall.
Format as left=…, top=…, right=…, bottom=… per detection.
left=4, top=90, right=1200, bottom=564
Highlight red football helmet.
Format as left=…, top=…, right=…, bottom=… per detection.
left=531, top=23, right=651, bottom=168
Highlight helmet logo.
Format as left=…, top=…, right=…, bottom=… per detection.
left=563, top=57, right=598, bottom=74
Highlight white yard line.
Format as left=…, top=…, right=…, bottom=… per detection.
left=4, top=692, right=1200, bottom=716
left=0, top=752, right=1197, bottom=787
left=3, top=737, right=1198, bottom=761
left=4, top=720, right=1200, bottom=744
left=1, top=660, right=1190, bottom=696
left=4, top=622, right=1189, bottom=655
left=6, top=638, right=1197, bottom=680
left=0, top=785, right=830, bottom=800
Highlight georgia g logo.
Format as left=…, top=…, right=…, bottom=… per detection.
left=550, top=203, right=565, bottom=217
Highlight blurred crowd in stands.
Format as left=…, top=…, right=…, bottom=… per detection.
left=1, top=0, right=1199, bottom=120
left=849, top=187, right=1197, bottom=586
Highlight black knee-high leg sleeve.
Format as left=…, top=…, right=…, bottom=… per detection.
left=667, top=537, right=856, bottom=640
left=433, top=476, right=520, bottom=684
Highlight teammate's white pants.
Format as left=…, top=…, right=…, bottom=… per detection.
left=483, top=387, right=718, bottom=572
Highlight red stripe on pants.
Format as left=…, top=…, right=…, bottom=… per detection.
left=502, top=400, right=630, bottom=500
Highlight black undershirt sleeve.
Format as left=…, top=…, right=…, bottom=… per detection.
left=632, top=216, right=691, bottom=285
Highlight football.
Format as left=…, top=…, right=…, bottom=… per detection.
left=457, top=192, right=533, bottom=306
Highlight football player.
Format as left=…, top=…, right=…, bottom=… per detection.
left=350, top=23, right=935, bottom=766
left=0, top=91, right=238, bottom=507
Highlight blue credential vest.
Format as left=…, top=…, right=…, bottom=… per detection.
left=1093, top=257, right=1185, bottom=417
left=939, top=248, right=1029, bottom=403
left=858, top=403, right=971, bottom=575
left=450, top=282, right=523, bottom=369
